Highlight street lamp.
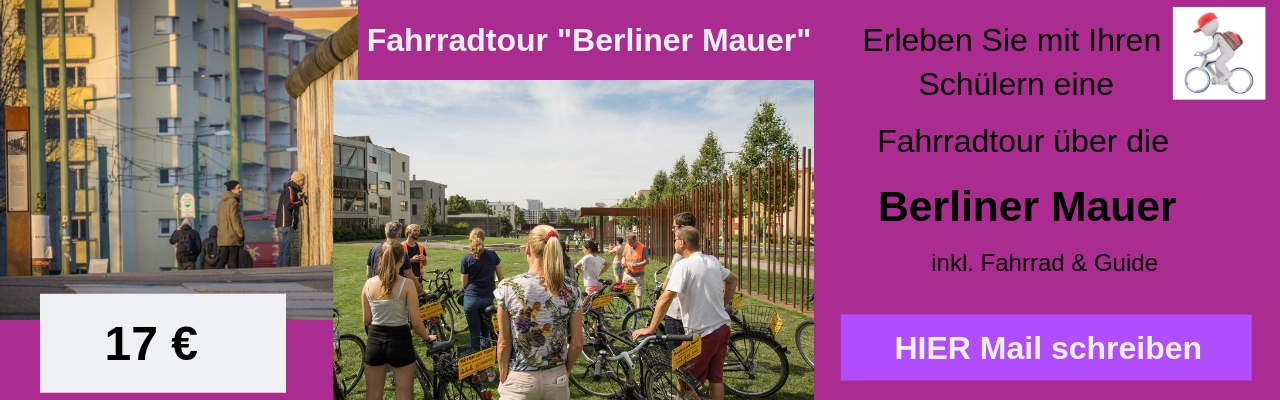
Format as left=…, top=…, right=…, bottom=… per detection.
left=72, top=93, right=131, bottom=274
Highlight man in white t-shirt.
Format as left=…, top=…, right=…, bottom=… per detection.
left=633, top=226, right=739, bottom=400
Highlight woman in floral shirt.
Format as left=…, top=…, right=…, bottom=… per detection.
left=494, top=225, right=584, bottom=400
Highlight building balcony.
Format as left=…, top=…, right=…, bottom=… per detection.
left=268, top=150, right=293, bottom=169
left=44, top=137, right=96, bottom=162
left=75, top=189, right=95, bottom=212
left=198, top=94, right=208, bottom=118
left=197, top=1, right=206, bottom=19
left=269, top=194, right=280, bottom=210
left=199, top=47, right=208, bottom=69
left=242, top=189, right=267, bottom=212
left=239, top=46, right=264, bottom=71
left=14, top=86, right=96, bottom=109
left=11, top=36, right=94, bottom=59
left=24, top=0, right=93, bottom=9
left=242, top=140, right=265, bottom=165
left=268, top=99, right=290, bottom=124
left=240, top=93, right=265, bottom=117
left=267, top=54, right=291, bottom=77
left=74, top=239, right=97, bottom=265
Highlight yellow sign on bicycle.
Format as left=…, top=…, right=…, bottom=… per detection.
left=492, top=315, right=499, bottom=333
left=731, top=294, right=741, bottom=311
left=419, top=301, right=443, bottom=321
left=622, top=282, right=636, bottom=293
left=670, top=334, right=702, bottom=371
left=458, top=346, right=498, bottom=380
left=769, top=311, right=783, bottom=337
left=591, top=294, right=612, bottom=309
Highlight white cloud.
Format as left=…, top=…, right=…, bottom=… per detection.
left=335, top=80, right=814, bottom=209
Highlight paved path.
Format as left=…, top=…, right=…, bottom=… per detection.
left=0, top=266, right=333, bottom=320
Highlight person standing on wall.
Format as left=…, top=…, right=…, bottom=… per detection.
left=622, top=233, right=650, bottom=308
left=275, top=171, right=307, bottom=267
left=216, top=181, right=245, bottom=269
left=168, top=219, right=202, bottom=270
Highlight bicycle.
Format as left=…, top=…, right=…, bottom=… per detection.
left=422, top=269, right=468, bottom=338
left=572, top=280, right=640, bottom=397
left=604, top=332, right=713, bottom=400
left=332, top=308, right=366, bottom=399
left=1186, top=52, right=1253, bottom=94
left=402, top=294, right=492, bottom=400
left=796, top=292, right=814, bottom=369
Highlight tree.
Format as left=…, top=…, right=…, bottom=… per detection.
left=614, top=196, right=640, bottom=229
left=498, top=216, right=514, bottom=237
left=690, top=130, right=726, bottom=187
left=538, top=211, right=551, bottom=225
left=648, top=169, right=669, bottom=206
left=514, top=205, right=525, bottom=226
left=734, top=99, right=800, bottom=235
left=594, top=202, right=606, bottom=208
left=473, top=201, right=492, bottom=215
left=447, top=194, right=472, bottom=213
left=423, top=203, right=438, bottom=235
left=667, top=155, right=689, bottom=199
left=555, top=212, right=572, bottom=228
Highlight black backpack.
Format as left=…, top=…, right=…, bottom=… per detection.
left=178, top=231, right=199, bottom=258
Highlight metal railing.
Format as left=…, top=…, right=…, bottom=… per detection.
left=635, top=147, right=813, bottom=312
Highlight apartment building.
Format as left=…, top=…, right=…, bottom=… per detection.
left=486, top=201, right=518, bottom=229
left=245, top=0, right=357, bottom=38
left=7, top=1, right=314, bottom=273
left=333, top=135, right=411, bottom=228
left=409, top=177, right=446, bottom=226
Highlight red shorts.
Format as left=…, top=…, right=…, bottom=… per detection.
left=683, top=324, right=730, bottom=384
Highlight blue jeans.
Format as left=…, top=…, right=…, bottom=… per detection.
left=277, top=227, right=293, bottom=267
left=463, top=295, right=494, bottom=350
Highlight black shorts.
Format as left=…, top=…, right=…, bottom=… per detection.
left=364, top=325, right=416, bottom=368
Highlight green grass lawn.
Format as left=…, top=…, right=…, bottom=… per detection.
left=335, top=239, right=814, bottom=400
left=428, top=235, right=528, bottom=245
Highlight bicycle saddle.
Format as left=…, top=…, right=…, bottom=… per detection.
left=420, top=293, right=439, bottom=303
left=427, top=340, right=455, bottom=356
left=484, top=305, right=499, bottom=315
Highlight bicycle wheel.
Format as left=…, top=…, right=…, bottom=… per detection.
left=436, top=378, right=485, bottom=400
left=446, top=294, right=469, bottom=334
left=570, top=335, right=632, bottom=398
left=722, top=332, right=789, bottom=398
left=603, top=294, right=633, bottom=331
left=335, top=334, right=366, bottom=396
left=414, top=356, right=434, bottom=400
left=1229, top=68, right=1253, bottom=94
left=1185, top=68, right=1211, bottom=93
left=333, top=371, right=345, bottom=400
left=796, top=320, right=814, bottom=369
left=644, top=363, right=702, bottom=400
left=621, top=306, right=656, bottom=333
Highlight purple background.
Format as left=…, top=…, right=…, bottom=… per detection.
left=841, top=315, right=1252, bottom=380
left=0, top=320, right=330, bottom=398
left=377, top=0, right=1273, bottom=397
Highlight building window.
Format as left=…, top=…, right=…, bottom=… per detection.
left=157, top=67, right=178, bottom=85
left=412, top=204, right=418, bottom=216
left=159, top=219, right=177, bottom=236
left=401, top=161, right=406, bottom=172
left=45, top=66, right=87, bottom=87
left=45, top=117, right=87, bottom=139
left=397, top=180, right=405, bottom=195
left=155, top=16, right=177, bottom=34
left=157, top=118, right=180, bottom=136
left=380, top=197, right=391, bottom=215
left=158, top=168, right=179, bottom=186
left=44, top=15, right=87, bottom=36
left=410, top=188, right=422, bottom=199
left=212, top=76, right=223, bottom=99
left=380, top=182, right=390, bottom=190
left=400, top=201, right=408, bottom=212
left=212, top=28, right=221, bottom=51
left=69, top=219, right=89, bottom=240
left=369, top=155, right=377, bottom=165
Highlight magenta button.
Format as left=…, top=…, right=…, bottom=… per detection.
left=841, top=315, right=1251, bottom=380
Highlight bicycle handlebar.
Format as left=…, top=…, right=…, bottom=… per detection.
left=604, top=334, right=696, bottom=363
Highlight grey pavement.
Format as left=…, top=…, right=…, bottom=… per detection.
left=0, top=265, right=333, bottom=320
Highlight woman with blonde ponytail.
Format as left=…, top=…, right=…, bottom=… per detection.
left=493, top=225, right=584, bottom=400
left=361, top=243, right=435, bottom=400
left=460, top=228, right=504, bottom=350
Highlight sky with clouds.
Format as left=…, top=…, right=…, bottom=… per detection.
left=334, top=81, right=814, bottom=209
